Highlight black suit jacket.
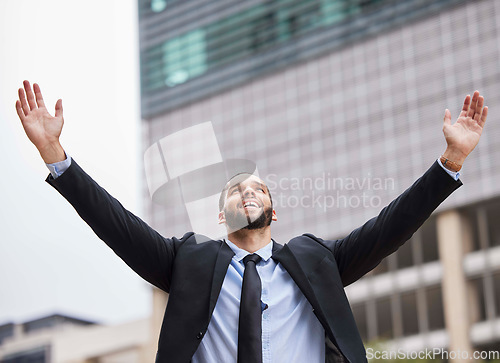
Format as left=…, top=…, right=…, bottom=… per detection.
left=47, top=160, right=462, bottom=363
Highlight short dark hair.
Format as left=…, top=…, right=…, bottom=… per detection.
left=218, top=173, right=273, bottom=211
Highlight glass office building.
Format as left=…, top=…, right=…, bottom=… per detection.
left=139, top=0, right=500, bottom=357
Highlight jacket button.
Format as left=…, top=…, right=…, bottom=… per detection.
left=196, top=332, right=203, bottom=339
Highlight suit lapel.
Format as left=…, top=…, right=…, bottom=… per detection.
left=274, top=240, right=365, bottom=362
left=272, top=242, right=328, bottom=329
left=208, top=240, right=235, bottom=316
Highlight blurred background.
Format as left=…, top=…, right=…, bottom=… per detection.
left=1, top=0, right=500, bottom=362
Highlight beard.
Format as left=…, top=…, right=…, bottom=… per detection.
left=224, top=205, right=273, bottom=232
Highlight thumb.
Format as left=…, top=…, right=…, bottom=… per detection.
left=443, top=108, right=451, bottom=126
left=55, top=99, right=63, bottom=118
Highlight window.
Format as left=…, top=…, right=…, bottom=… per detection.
left=467, top=208, right=483, bottom=251
left=162, top=30, right=207, bottom=87
left=151, top=0, right=167, bottom=13
left=493, top=272, right=500, bottom=318
left=2, top=346, right=48, bottom=363
left=426, top=285, right=445, bottom=331
left=141, top=29, right=207, bottom=91
left=421, top=217, right=439, bottom=263
left=140, top=0, right=379, bottom=93
left=352, top=303, right=368, bottom=341
left=396, top=238, right=414, bottom=269
left=401, top=291, right=419, bottom=336
left=486, top=203, right=500, bottom=247
left=375, top=296, right=393, bottom=339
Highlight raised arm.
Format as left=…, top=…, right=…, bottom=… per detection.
left=46, top=157, right=189, bottom=292
left=15, top=81, right=186, bottom=292
left=324, top=91, right=488, bottom=286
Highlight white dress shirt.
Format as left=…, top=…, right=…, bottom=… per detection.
left=192, top=239, right=325, bottom=363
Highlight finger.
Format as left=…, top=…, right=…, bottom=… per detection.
left=33, top=83, right=46, bottom=108
left=467, top=91, right=479, bottom=118
left=15, top=100, right=26, bottom=122
left=23, top=80, right=37, bottom=110
left=18, top=87, right=30, bottom=116
left=474, top=96, right=484, bottom=122
left=460, top=94, right=470, bottom=117
left=55, top=99, right=63, bottom=118
left=443, top=109, right=451, bottom=126
left=479, top=106, right=488, bottom=128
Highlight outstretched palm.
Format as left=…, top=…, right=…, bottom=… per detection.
left=16, top=80, right=65, bottom=163
left=442, top=91, right=488, bottom=162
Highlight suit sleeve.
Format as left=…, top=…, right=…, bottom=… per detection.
left=46, top=159, right=191, bottom=293
left=320, top=161, right=462, bottom=286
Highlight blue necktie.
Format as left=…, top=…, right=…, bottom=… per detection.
left=238, top=254, right=263, bottom=363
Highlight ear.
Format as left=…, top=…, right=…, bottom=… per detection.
left=272, top=209, right=277, bottom=221
left=218, top=210, right=226, bottom=224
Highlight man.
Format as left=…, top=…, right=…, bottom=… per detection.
left=15, top=80, right=488, bottom=362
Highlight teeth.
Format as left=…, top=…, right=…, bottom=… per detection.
left=243, top=201, right=259, bottom=208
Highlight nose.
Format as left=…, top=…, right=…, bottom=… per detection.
left=241, top=185, right=256, bottom=197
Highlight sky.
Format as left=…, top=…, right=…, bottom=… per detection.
left=0, top=0, right=151, bottom=325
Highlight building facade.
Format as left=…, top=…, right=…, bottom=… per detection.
left=0, top=314, right=151, bottom=363
left=138, top=0, right=500, bottom=360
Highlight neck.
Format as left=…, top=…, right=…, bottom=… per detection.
left=227, top=226, right=271, bottom=253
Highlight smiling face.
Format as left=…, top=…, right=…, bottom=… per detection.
left=218, top=173, right=277, bottom=233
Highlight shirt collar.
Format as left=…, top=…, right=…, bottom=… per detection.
left=224, top=238, right=273, bottom=263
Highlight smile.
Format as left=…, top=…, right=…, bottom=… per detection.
left=241, top=200, right=260, bottom=209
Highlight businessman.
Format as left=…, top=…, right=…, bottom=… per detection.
left=16, top=80, right=488, bottom=362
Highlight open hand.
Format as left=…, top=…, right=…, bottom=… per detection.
left=442, top=91, right=488, bottom=165
left=16, top=80, right=65, bottom=163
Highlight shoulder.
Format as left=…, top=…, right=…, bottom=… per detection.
left=176, top=232, right=226, bottom=253
left=286, top=233, right=335, bottom=255
left=288, top=233, right=329, bottom=246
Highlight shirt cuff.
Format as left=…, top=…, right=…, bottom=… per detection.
left=437, top=158, right=460, bottom=181
left=46, top=153, right=72, bottom=179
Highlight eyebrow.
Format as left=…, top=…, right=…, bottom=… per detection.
left=228, top=180, right=266, bottom=194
